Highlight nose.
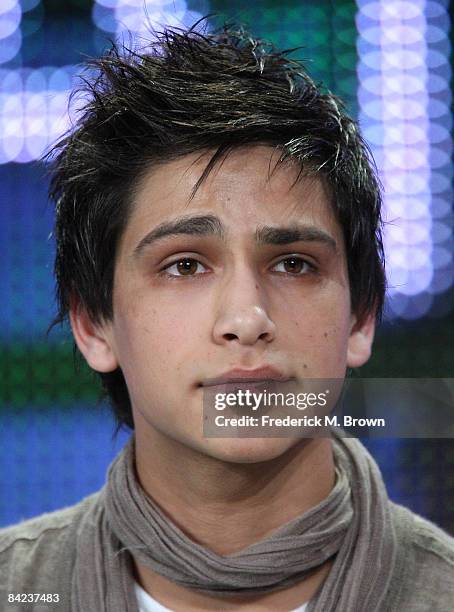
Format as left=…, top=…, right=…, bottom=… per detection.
left=212, top=268, right=276, bottom=346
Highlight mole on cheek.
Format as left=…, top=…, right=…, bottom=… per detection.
left=324, top=332, right=328, bottom=338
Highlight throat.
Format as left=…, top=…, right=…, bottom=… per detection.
left=129, top=437, right=339, bottom=608
left=133, top=558, right=333, bottom=612
left=134, top=435, right=336, bottom=556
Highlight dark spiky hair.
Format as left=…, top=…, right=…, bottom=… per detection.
left=48, top=22, right=385, bottom=433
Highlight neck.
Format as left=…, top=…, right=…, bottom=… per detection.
left=134, top=426, right=335, bottom=555
left=132, top=423, right=336, bottom=609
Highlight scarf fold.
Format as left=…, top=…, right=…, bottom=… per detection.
left=72, top=431, right=397, bottom=611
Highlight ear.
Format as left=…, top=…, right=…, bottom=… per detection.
left=347, top=311, right=376, bottom=368
left=69, top=296, right=118, bottom=373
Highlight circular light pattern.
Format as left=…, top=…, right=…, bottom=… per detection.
left=0, top=66, right=77, bottom=164
left=92, top=0, right=204, bottom=38
left=356, top=0, right=453, bottom=319
left=0, top=0, right=22, bottom=64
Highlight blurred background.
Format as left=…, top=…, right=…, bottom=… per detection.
left=1, top=0, right=453, bottom=533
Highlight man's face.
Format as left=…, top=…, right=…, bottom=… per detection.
left=82, top=146, right=373, bottom=462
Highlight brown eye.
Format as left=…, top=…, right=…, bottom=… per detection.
left=283, top=257, right=304, bottom=273
left=271, top=256, right=314, bottom=275
left=177, top=258, right=198, bottom=275
left=163, top=258, right=208, bottom=277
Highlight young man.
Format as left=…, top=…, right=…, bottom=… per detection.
left=1, top=24, right=454, bottom=612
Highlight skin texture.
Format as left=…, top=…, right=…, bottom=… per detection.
left=71, top=145, right=375, bottom=610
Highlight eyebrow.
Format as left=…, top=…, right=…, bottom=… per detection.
left=133, top=214, right=337, bottom=257
left=255, top=225, right=337, bottom=251
left=133, top=215, right=224, bottom=256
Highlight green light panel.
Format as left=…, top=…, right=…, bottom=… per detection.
left=209, top=0, right=358, bottom=116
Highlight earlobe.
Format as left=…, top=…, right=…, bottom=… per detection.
left=69, top=297, right=119, bottom=373
left=347, top=312, right=376, bottom=368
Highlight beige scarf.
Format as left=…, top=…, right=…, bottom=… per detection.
left=72, top=431, right=397, bottom=611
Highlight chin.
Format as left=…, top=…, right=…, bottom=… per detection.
left=201, top=437, right=301, bottom=464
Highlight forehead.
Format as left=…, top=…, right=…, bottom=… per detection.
left=121, top=145, right=342, bottom=252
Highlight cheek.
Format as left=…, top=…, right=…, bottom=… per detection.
left=283, top=283, right=350, bottom=333
left=112, top=296, right=204, bottom=378
left=280, top=288, right=352, bottom=373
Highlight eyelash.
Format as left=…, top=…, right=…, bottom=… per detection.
left=159, top=255, right=317, bottom=278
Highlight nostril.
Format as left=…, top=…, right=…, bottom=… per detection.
left=223, top=333, right=238, bottom=341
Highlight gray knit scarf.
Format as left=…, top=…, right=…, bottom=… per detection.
left=72, top=432, right=397, bottom=611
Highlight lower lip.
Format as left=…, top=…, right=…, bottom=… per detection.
left=202, top=379, right=291, bottom=393
left=220, top=382, right=269, bottom=394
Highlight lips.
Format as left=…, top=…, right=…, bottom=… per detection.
left=214, top=380, right=278, bottom=397
left=201, top=366, right=292, bottom=388
left=201, top=368, right=293, bottom=416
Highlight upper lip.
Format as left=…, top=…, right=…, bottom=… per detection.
left=201, top=366, right=291, bottom=387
